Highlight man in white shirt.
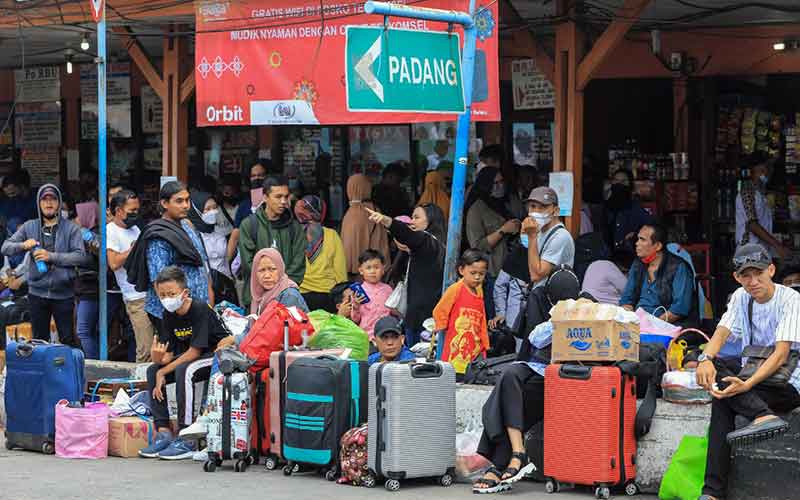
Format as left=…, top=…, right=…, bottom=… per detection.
left=735, top=154, right=790, bottom=260
left=695, top=243, right=800, bottom=500
left=107, top=190, right=154, bottom=362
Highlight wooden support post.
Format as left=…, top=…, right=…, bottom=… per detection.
left=673, top=77, right=689, bottom=154
left=112, top=26, right=165, bottom=99
left=162, top=26, right=190, bottom=181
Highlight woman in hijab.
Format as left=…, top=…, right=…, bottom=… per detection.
left=340, top=174, right=390, bottom=276
left=464, top=166, right=521, bottom=319
left=294, top=195, right=347, bottom=313
left=190, top=191, right=238, bottom=304
left=417, top=170, right=451, bottom=220
left=249, top=248, right=309, bottom=316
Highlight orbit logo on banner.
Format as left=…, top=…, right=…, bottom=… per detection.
left=194, top=0, right=499, bottom=126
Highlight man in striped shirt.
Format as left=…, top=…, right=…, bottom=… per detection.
left=695, top=243, right=800, bottom=500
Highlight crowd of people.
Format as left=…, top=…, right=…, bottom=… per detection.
left=2, top=146, right=800, bottom=500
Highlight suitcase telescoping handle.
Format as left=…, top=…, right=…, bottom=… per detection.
left=283, top=320, right=289, bottom=352
left=15, top=338, right=49, bottom=358
left=410, top=362, right=443, bottom=379
left=558, top=364, right=592, bottom=380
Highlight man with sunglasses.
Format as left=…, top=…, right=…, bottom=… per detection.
left=695, top=243, right=800, bottom=500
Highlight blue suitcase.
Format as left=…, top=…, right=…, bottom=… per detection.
left=5, top=340, right=85, bottom=454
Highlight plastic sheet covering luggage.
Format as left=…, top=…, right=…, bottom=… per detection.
left=307, top=311, right=369, bottom=361
left=204, top=370, right=252, bottom=473
left=660, top=370, right=711, bottom=404
left=55, top=400, right=110, bottom=459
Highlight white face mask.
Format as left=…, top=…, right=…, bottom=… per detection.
left=201, top=209, right=218, bottom=225
left=160, top=295, right=184, bottom=313
left=61, top=210, right=69, bottom=219
left=531, top=211, right=552, bottom=227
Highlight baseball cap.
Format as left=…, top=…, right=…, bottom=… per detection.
left=733, top=243, right=772, bottom=274
left=527, top=186, right=558, bottom=206
left=374, top=316, right=403, bottom=338
left=39, top=185, right=59, bottom=200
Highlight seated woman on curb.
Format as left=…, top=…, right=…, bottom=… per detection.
left=216, top=248, right=309, bottom=349
left=473, top=267, right=583, bottom=494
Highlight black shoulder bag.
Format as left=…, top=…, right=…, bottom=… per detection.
left=738, top=296, right=800, bottom=388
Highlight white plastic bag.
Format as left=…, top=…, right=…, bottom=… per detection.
left=661, top=370, right=711, bottom=404
left=455, top=430, right=490, bottom=483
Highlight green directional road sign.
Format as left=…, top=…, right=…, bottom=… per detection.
left=345, top=26, right=465, bottom=113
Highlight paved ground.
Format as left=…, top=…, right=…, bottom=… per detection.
left=0, top=448, right=658, bottom=500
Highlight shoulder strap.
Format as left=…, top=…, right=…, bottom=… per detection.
left=747, top=295, right=754, bottom=345
left=539, top=224, right=566, bottom=257
left=220, top=205, right=235, bottom=228
left=617, top=361, right=656, bottom=439
left=248, top=214, right=259, bottom=247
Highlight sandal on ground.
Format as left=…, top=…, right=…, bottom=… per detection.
left=500, top=452, right=536, bottom=484
left=473, top=467, right=512, bottom=494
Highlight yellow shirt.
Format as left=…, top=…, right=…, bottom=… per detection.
left=299, top=227, right=348, bottom=294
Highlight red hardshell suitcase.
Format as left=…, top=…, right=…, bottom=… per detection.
left=543, top=364, right=638, bottom=499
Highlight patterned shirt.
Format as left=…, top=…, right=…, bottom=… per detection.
left=145, top=219, right=210, bottom=319
left=735, top=181, right=773, bottom=248
left=719, top=285, right=800, bottom=392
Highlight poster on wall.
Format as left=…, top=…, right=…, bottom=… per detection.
left=535, top=125, right=553, bottom=166
left=549, top=171, right=573, bottom=217
left=15, top=66, right=61, bottom=103
left=512, top=123, right=536, bottom=166
left=512, top=59, right=554, bottom=110
left=81, top=63, right=132, bottom=139
left=141, top=85, right=163, bottom=134
left=21, top=147, right=60, bottom=187
left=14, top=102, right=61, bottom=146
left=194, top=0, right=499, bottom=126
left=349, top=126, right=410, bottom=176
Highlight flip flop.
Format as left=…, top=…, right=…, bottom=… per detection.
left=500, top=452, right=536, bottom=484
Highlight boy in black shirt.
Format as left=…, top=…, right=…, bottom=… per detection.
left=139, top=266, right=229, bottom=460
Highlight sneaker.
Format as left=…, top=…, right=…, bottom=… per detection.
left=158, top=438, right=197, bottom=460
left=180, top=415, right=210, bottom=439
left=192, top=447, right=209, bottom=462
left=138, top=431, right=174, bottom=458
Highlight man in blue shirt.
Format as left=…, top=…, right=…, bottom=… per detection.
left=620, top=223, right=695, bottom=325
left=368, top=316, right=416, bottom=366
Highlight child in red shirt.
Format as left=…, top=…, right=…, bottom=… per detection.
left=433, top=249, right=491, bottom=375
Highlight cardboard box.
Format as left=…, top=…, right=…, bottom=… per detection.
left=108, top=417, right=155, bottom=458
left=551, top=320, right=640, bottom=363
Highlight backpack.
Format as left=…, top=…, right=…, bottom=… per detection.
left=573, top=231, right=610, bottom=283
left=238, top=302, right=314, bottom=373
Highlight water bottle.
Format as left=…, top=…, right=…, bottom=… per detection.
left=32, top=246, right=48, bottom=274
left=82, top=229, right=99, bottom=252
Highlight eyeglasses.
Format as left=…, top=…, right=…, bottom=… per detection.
left=733, top=251, right=771, bottom=270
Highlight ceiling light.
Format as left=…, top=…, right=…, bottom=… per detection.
left=65, top=48, right=75, bottom=74
left=774, top=42, right=786, bottom=51
left=80, top=35, right=90, bottom=51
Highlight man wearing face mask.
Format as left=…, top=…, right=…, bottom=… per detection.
left=107, top=189, right=154, bottom=362
left=736, top=153, right=790, bottom=260
left=605, top=169, right=654, bottom=250
left=520, top=187, right=575, bottom=289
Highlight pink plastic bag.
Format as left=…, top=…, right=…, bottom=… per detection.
left=55, top=400, right=110, bottom=459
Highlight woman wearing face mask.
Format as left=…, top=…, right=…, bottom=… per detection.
left=465, top=167, right=521, bottom=318
left=604, top=169, right=653, bottom=250
left=190, top=192, right=238, bottom=305
left=367, top=204, right=446, bottom=347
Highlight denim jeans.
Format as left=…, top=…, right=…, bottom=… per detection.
left=76, top=294, right=124, bottom=360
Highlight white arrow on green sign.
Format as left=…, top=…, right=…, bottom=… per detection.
left=345, top=26, right=465, bottom=113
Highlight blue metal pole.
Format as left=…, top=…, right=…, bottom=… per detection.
left=363, top=0, right=477, bottom=290
left=97, top=12, right=108, bottom=360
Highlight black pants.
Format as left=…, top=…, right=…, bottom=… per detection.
left=703, top=359, right=800, bottom=498
left=147, top=354, right=214, bottom=431
left=28, top=295, right=75, bottom=345
left=302, top=292, right=336, bottom=314
left=477, top=364, right=545, bottom=468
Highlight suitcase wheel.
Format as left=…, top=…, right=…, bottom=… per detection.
left=283, top=463, right=294, bottom=476
left=246, top=455, right=257, bottom=466
left=203, top=460, right=217, bottom=473
left=234, top=459, right=248, bottom=472
left=625, top=482, right=639, bottom=496
left=363, top=472, right=377, bottom=489
left=385, top=479, right=401, bottom=492
left=4, top=440, right=12, bottom=451
left=545, top=479, right=559, bottom=494
left=264, top=455, right=278, bottom=471
left=439, top=473, right=454, bottom=487
left=595, top=487, right=611, bottom=500
left=41, top=442, right=54, bottom=455
left=325, top=469, right=337, bottom=482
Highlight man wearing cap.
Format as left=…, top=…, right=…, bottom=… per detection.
left=2, top=184, right=85, bottom=343
left=367, top=316, right=416, bottom=366
left=695, top=243, right=800, bottom=500
left=520, top=187, right=575, bottom=289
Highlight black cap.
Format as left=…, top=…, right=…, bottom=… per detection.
left=733, top=243, right=772, bottom=273
left=374, top=316, right=403, bottom=338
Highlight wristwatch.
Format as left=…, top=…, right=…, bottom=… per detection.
left=697, top=353, right=714, bottom=364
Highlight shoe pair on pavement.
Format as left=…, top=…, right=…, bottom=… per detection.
left=138, top=416, right=210, bottom=460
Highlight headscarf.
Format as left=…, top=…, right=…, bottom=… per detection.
left=294, top=195, right=327, bottom=264
left=340, top=174, right=390, bottom=274
left=189, top=190, right=214, bottom=234
left=417, top=171, right=450, bottom=220
left=250, top=248, right=299, bottom=315
left=464, top=166, right=512, bottom=220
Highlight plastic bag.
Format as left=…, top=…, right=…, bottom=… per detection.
left=455, top=430, right=489, bottom=483
left=307, top=311, right=369, bottom=361
left=661, top=370, right=711, bottom=405
left=658, top=435, right=708, bottom=500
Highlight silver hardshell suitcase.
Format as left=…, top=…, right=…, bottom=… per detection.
left=367, top=360, right=456, bottom=491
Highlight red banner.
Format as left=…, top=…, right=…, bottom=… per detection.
left=194, top=0, right=499, bottom=126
